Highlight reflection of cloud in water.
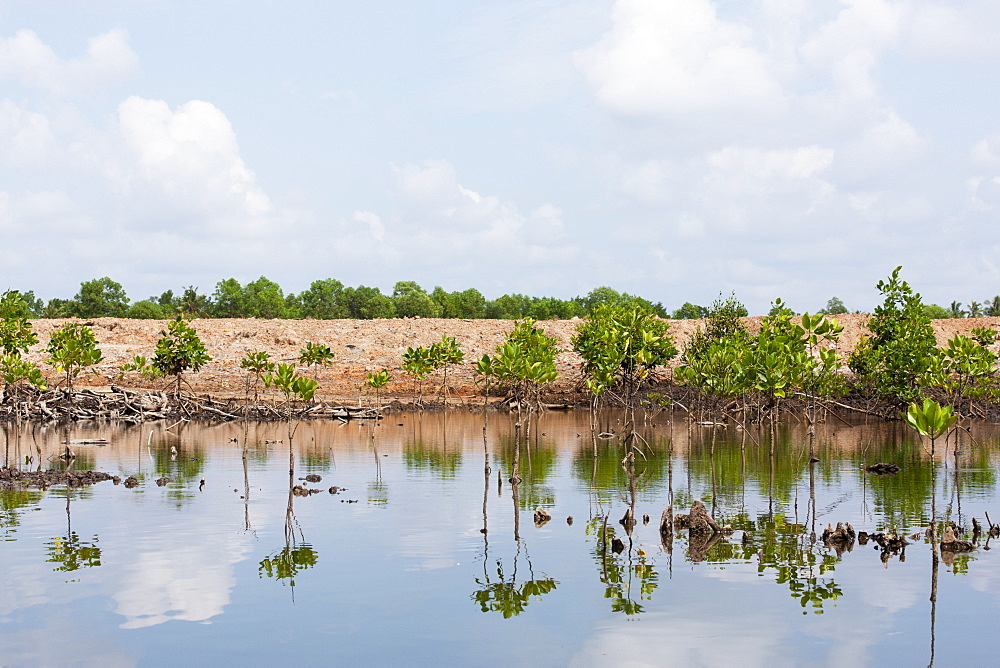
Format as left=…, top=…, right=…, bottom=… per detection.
left=114, top=531, right=251, bottom=629
left=569, top=608, right=783, bottom=667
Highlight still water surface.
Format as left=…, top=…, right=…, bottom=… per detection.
left=2, top=411, right=999, bottom=666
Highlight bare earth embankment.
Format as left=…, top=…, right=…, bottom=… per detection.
left=21, top=315, right=999, bottom=406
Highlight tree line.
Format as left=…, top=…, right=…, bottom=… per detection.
left=11, top=277, right=672, bottom=321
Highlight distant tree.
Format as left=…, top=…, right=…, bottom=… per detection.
left=42, top=298, right=74, bottom=318
left=672, top=303, right=708, bottom=319
left=14, top=290, right=44, bottom=317
left=343, top=286, right=396, bottom=319
left=128, top=300, right=169, bottom=319
left=486, top=294, right=532, bottom=319
left=949, top=301, right=966, bottom=318
left=393, top=281, right=441, bottom=318
left=968, top=300, right=983, bottom=318
left=212, top=278, right=246, bottom=318
left=922, top=304, right=950, bottom=319
left=986, top=296, right=1000, bottom=317
left=73, top=277, right=129, bottom=318
left=244, top=276, right=287, bottom=319
left=299, top=279, right=348, bottom=319
left=178, top=286, right=211, bottom=318
left=820, top=297, right=848, bottom=315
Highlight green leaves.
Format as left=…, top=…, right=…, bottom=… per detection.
left=46, top=322, right=103, bottom=392
left=475, top=320, right=559, bottom=407
left=152, top=317, right=211, bottom=392
left=298, top=341, right=335, bottom=368
left=904, top=398, right=957, bottom=440
left=848, top=266, right=937, bottom=403
left=262, top=363, right=319, bottom=403
left=572, top=303, right=678, bottom=404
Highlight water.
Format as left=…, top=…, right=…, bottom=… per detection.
left=2, top=411, right=999, bottom=666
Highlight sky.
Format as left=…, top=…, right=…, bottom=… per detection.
left=1, top=0, right=999, bottom=314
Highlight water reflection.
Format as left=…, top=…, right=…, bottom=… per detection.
left=2, top=412, right=1000, bottom=664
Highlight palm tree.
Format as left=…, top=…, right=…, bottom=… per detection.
left=985, top=296, right=1000, bottom=317
left=968, top=301, right=983, bottom=318
left=949, top=301, right=966, bottom=318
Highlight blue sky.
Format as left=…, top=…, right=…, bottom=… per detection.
left=1, top=0, right=999, bottom=314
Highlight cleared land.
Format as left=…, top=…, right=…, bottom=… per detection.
left=21, top=315, right=998, bottom=405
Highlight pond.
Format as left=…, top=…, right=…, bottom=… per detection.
left=2, top=410, right=999, bottom=666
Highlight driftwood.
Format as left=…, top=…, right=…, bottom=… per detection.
left=674, top=500, right=722, bottom=534
left=0, top=386, right=387, bottom=424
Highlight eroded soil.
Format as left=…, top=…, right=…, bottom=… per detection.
left=21, top=315, right=998, bottom=405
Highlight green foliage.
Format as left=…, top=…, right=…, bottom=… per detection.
left=211, top=278, right=245, bottom=318
left=177, top=286, right=211, bottom=318
left=73, top=277, right=129, bottom=318
left=0, top=291, right=38, bottom=357
left=343, top=285, right=396, bottom=319
left=152, top=317, right=211, bottom=392
left=671, top=302, right=708, bottom=319
left=259, top=544, right=318, bottom=585
left=298, top=342, right=335, bottom=369
left=46, top=322, right=103, bottom=392
left=476, top=319, right=559, bottom=407
left=848, top=267, right=938, bottom=403
left=127, top=300, right=170, bottom=319
left=298, top=279, right=348, bottom=319
left=392, top=281, right=441, bottom=318
left=1, top=355, right=46, bottom=391
left=904, top=398, right=956, bottom=441
left=969, top=327, right=997, bottom=346
left=573, top=304, right=677, bottom=402
left=922, top=304, right=951, bottom=319
left=676, top=299, right=845, bottom=409
left=683, top=293, right=750, bottom=365
left=119, top=355, right=164, bottom=381
left=819, top=296, right=848, bottom=315
left=244, top=276, right=288, bottom=319
left=918, top=334, right=998, bottom=403
left=262, top=362, right=319, bottom=406
left=239, top=350, right=275, bottom=403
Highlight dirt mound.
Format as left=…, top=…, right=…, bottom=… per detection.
left=21, top=315, right=997, bottom=405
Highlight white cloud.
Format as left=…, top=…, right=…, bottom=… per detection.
left=116, top=96, right=272, bottom=224
left=0, top=100, right=58, bottom=166
left=354, top=209, right=385, bottom=242
left=576, top=0, right=788, bottom=118
left=0, top=28, right=138, bottom=95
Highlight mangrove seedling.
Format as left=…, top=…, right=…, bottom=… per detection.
left=263, top=363, right=319, bottom=415
left=428, top=335, right=464, bottom=404
left=240, top=350, right=275, bottom=406
left=905, top=398, right=957, bottom=454
left=46, top=322, right=103, bottom=396
left=298, top=342, right=335, bottom=378
left=362, top=369, right=391, bottom=408
left=402, top=346, right=434, bottom=406
left=152, top=316, right=212, bottom=395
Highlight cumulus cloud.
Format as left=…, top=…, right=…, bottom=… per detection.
left=116, top=96, right=272, bottom=222
left=0, top=28, right=138, bottom=95
left=576, top=0, right=788, bottom=118
left=0, top=100, right=58, bottom=166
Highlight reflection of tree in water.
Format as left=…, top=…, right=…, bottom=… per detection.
left=46, top=532, right=102, bottom=572
left=0, top=488, right=43, bottom=539
left=403, top=438, right=462, bottom=478
left=259, top=434, right=319, bottom=598
left=45, top=488, right=102, bottom=575
left=472, top=432, right=558, bottom=618
left=472, top=541, right=558, bottom=619
left=494, top=435, right=557, bottom=509
left=570, top=435, right=672, bottom=505
left=585, top=516, right=658, bottom=615
left=748, top=514, right=842, bottom=614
